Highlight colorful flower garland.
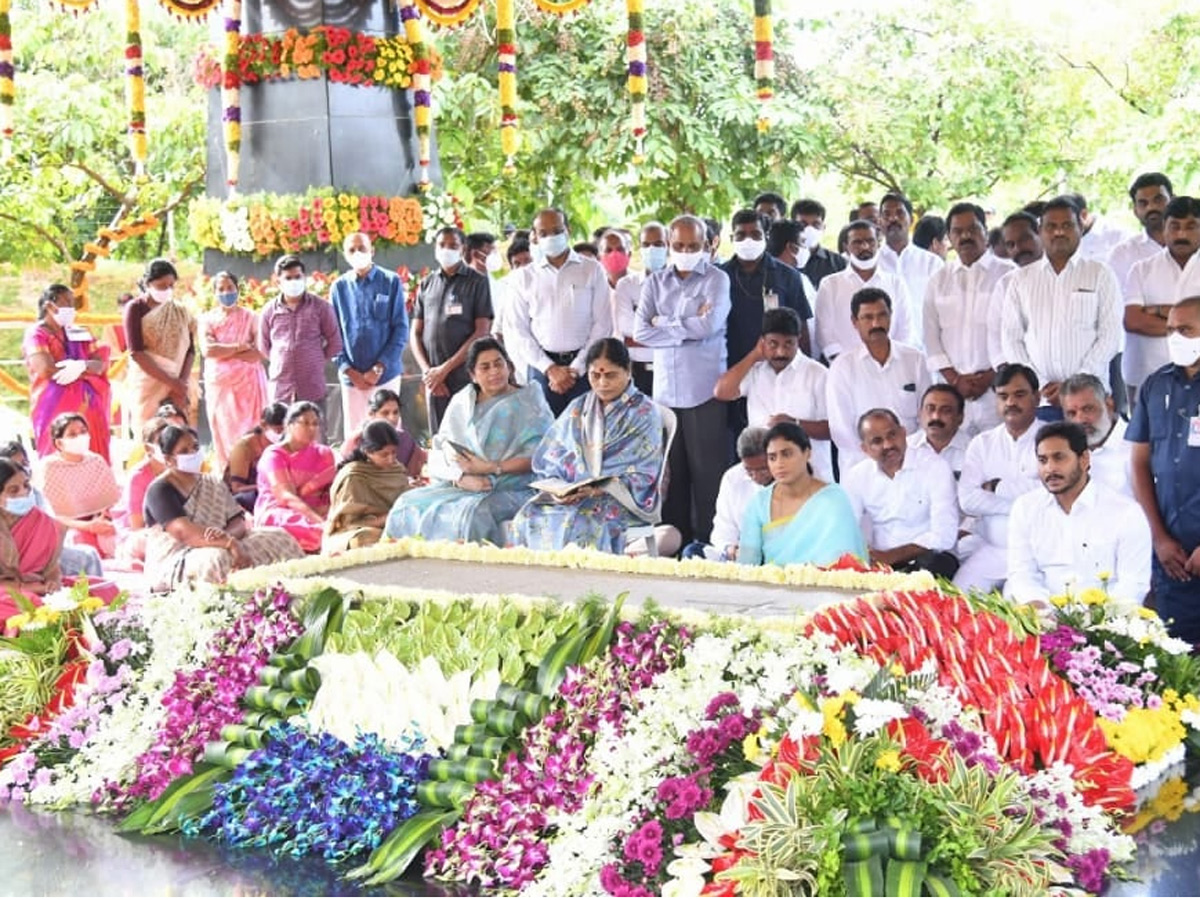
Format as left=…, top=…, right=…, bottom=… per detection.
left=0, top=0, right=12, bottom=160
left=497, top=0, right=518, bottom=173
left=221, top=0, right=240, bottom=190
left=399, top=0, right=433, bottom=187
left=753, top=0, right=773, bottom=132
left=625, top=0, right=646, bottom=162
left=531, top=0, right=591, bottom=12
left=125, top=0, right=147, bottom=175
left=414, top=0, right=482, bottom=29
left=156, top=0, right=219, bottom=19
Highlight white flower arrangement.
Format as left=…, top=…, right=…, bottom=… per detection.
left=218, top=204, right=255, bottom=254
left=1024, top=763, right=1136, bottom=866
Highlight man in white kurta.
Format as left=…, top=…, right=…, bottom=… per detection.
left=908, top=384, right=972, bottom=479
left=878, top=193, right=943, bottom=348
left=1006, top=421, right=1151, bottom=607
left=692, top=426, right=773, bottom=562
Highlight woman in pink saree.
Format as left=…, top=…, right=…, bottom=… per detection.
left=253, top=401, right=336, bottom=552
left=22, top=284, right=113, bottom=463
left=0, top=459, right=63, bottom=627
left=201, top=272, right=268, bottom=471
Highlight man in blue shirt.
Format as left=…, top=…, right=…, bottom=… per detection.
left=1128, top=295, right=1200, bottom=646
left=634, top=215, right=731, bottom=547
left=330, top=232, right=410, bottom=438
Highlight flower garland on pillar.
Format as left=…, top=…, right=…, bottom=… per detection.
left=125, top=0, right=147, bottom=175
left=221, top=0, right=240, bottom=191
left=0, top=0, right=13, bottom=160
left=414, top=0, right=481, bottom=29
left=753, top=0, right=773, bottom=132
left=496, top=0, right=517, bottom=174
left=400, top=0, right=432, bottom=188
left=625, top=0, right=646, bottom=163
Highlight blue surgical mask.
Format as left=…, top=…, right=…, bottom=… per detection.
left=217, top=291, right=239, bottom=308
left=643, top=246, right=668, bottom=273
left=539, top=232, right=570, bottom=259
left=4, top=494, right=35, bottom=517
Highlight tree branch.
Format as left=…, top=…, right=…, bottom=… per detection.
left=0, top=211, right=72, bottom=262
left=62, top=161, right=132, bottom=203
left=1056, top=53, right=1151, bottom=116
left=152, top=169, right=206, bottom=219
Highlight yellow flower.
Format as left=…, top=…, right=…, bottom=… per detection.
left=1137, top=607, right=1158, bottom=620
left=5, top=613, right=30, bottom=631
left=743, top=724, right=770, bottom=765
left=80, top=597, right=104, bottom=612
left=1049, top=594, right=1071, bottom=608
left=820, top=695, right=851, bottom=748
left=875, top=750, right=903, bottom=773
left=889, top=662, right=906, bottom=677
left=1079, top=587, right=1108, bottom=607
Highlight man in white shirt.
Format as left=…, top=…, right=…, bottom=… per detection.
left=1059, top=373, right=1131, bottom=496
left=813, top=220, right=913, bottom=361
left=1123, top=196, right=1200, bottom=404
left=826, top=287, right=931, bottom=472
left=842, top=409, right=960, bottom=579
left=923, top=202, right=1015, bottom=435
left=908, top=384, right=971, bottom=478
left=1073, top=192, right=1133, bottom=262
left=612, top=221, right=667, bottom=396
left=878, top=192, right=943, bottom=346
left=955, top=363, right=1044, bottom=592
left=681, top=426, right=773, bottom=562
left=713, top=307, right=832, bottom=481
left=1006, top=422, right=1151, bottom=606
left=1000, top=196, right=1123, bottom=416
left=1107, top=173, right=1173, bottom=296
left=1000, top=211, right=1044, bottom=268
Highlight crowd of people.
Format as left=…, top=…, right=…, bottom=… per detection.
left=5, top=171, right=1200, bottom=648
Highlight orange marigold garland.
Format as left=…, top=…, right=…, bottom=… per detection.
left=530, top=0, right=590, bottom=13
left=155, top=0, right=219, bottom=19
left=753, top=0, right=773, bottom=132
left=625, top=0, right=646, bottom=162
left=400, top=0, right=433, bottom=187
left=125, top=0, right=147, bottom=175
left=0, top=0, right=12, bottom=159
left=414, top=0, right=481, bottom=29
left=497, top=0, right=517, bottom=173
left=221, top=0, right=241, bottom=190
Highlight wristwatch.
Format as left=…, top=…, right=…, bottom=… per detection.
left=372, top=363, right=385, bottom=375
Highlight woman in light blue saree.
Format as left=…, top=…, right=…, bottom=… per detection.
left=385, top=338, right=553, bottom=545
left=512, top=339, right=665, bottom=555
left=739, top=422, right=866, bottom=567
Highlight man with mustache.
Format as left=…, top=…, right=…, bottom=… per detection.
left=908, top=384, right=970, bottom=479
left=923, top=202, right=1016, bottom=436
left=813, top=220, right=913, bottom=361
left=1001, top=196, right=1123, bottom=419
left=826, top=288, right=930, bottom=471
left=1000, top=211, right=1044, bottom=269
left=878, top=193, right=944, bottom=347
left=1006, top=421, right=1150, bottom=606
left=1060, top=373, right=1131, bottom=496
left=954, top=363, right=1043, bottom=593
left=1123, top=195, right=1200, bottom=407
left=842, top=408, right=960, bottom=579
left=714, top=307, right=833, bottom=481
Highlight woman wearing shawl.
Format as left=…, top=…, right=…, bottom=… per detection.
left=122, top=258, right=198, bottom=438
left=22, top=284, right=113, bottom=463
left=144, top=425, right=303, bottom=590
left=201, top=271, right=268, bottom=471
left=253, top=401, right=337, bottom=552
left=738, top=422, right=866, bottom=567
left=324, top=420, right=413, bottom=553
left=386, top=337, right=552, bottom=545
left=512, top=338, right=665, bottom=555
left=0, top=458, right=63, bottom=626
left=33, top=413, right=121, bottom=558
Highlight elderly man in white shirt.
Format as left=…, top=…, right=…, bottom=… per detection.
left=1123, top=196, right=1200, bottom=404
left=612, top=221, right=668, bottom=397
left=1006, top=421, right=1151, bottom=606
left=842, top=409, right=960, bottom=580
left=955, top=363, right=1044, bottom=593
left=923, top=203, right=1015, bottom=435
left=714, top=307, right=832, bottom=481
left=509, top=208, right=613, bottom=416
left=878, top=192, right=943, bottom=347
left=681, top=426, right=773, bottom=562
left=813, top=220, right=913, bottom=361
left=827, top=287, right=931, bottom=472
left=909, top=384, right=971, bottom=479
left=1059, top=373, right=1131, bottom=496
left=1001, top=196, right=1123, bottom=415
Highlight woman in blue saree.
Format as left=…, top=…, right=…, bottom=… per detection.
left=739, top=422, right=866, bottom=567
left=385, top=338, right=552, bottom=545
left=512, top=338, right=665, bottom=554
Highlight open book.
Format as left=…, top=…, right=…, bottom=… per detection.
left=529, top=475, right=612, bottom=498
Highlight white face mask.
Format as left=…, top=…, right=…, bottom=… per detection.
left=346, top=250, right=372, bottom=271
left=280, top=276, right=307, bottom=299
left=732, top=237, right=766, bottom=262
left=538, top=232, right=570, bottom=259
left=4, top=494, right=35, bottom=517
left=642, top=246, right=668, bottom=272
left=174, top=450, right=205, bottom=474
left=53, top=306, right=77, bottom=327
left=671, top=250, right=707, bottom=272
left=793, top=246, right=812, bottom=269
left=60, top=433, right=91, bottom=456
left=1168, top=331, right=1200, bottom=367
left=849, top=251, right=880, bottom=271
left=485, top=249, right=504, bottom=273
left=148, top=286, right=173, bottom=304
left=435, top=247, right=463, bottom=270
left=264, top=428, right=284, bottom=444
left=802, top=225, right=823, bottom=250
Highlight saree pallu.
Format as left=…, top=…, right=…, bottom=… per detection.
left=23, top=323, right=113, bottom=463
left=202, top=308, right=268, bottom=470
left=145, top=475, right=303, bottom=590
left=35, top=454, right=121, bottom=558
left=254, top=442, right=337, bottom=552
left=323, top=461, right=412, bottom=553
left=512, top=385, right=664, bottom=555
left=125, top=299, right=198, bottom=438
left=738, top=483, right=867, bottom=567
left=386, top=384, right=553, bottom=546
left=0, top=508, right=62, bottom=624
